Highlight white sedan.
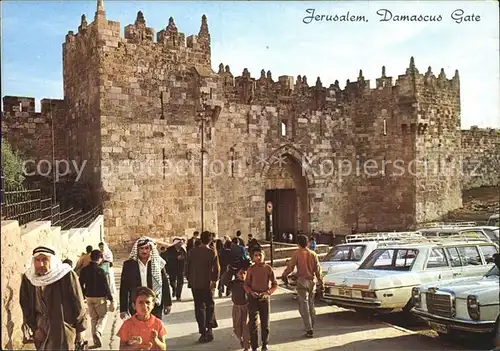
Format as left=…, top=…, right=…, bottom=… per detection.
left=322, top=240, right=498, bottom=313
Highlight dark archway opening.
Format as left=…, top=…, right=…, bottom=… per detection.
left=264, top=154, right=309, bottom=243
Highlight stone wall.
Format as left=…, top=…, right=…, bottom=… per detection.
left=2, top=97, right=49, bottom=164
left=462, top=127, right=500, bottom=189
left=62, top=12, right=104, bottom=206
left=413, top=66, right=462, bottom=223
left=99, top=116, right=219, bottom=247
left=1, top=216, right=103, bottom=350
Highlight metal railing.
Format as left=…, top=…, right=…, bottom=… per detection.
left=1, top=187, right=44, bottom=225
left=376, top=232, right=493, bottom=246
left=345, top=231, right=423, bottom=243
left=1, top=176, right=101, bottom=229
left=418, top=221, right=478, bottom=229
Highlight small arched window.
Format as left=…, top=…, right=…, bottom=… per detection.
left=281, top=120, right=287, bottom=136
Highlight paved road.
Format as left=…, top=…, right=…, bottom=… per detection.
left=91, top=263, right=483, bottom=351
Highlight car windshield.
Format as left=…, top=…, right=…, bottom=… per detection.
left=485, top=265, right=499, bottom=277
left=359, top=248, right=418, bottom=271
left=323, top=245, right=366, bottom=262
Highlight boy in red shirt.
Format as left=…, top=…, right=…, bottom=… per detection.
left=117, top=287, right=167, bottom=350
left=244, top=246, right=278, bottom=351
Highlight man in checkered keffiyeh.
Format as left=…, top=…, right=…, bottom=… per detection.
left=119, top=236, right=172, bottom=320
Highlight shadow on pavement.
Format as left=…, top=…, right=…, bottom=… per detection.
left=167, top=293, right=314, bottom=324
left=316, top=332, right=477, bottom=351
left=166, top=308, right=395, bottom=349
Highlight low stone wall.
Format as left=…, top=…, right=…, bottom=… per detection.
left=462, top=128, right=500, bottom=189
left=1, top=215, right=104, bottom=350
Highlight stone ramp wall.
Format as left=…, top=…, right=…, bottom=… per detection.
left=0, top=215, right=104, bottom=350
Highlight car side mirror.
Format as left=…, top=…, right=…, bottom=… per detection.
left=486, top=257, right=494, bottom=264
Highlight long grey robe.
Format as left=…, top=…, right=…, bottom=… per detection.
left=20, top=270, right=87, bottom=350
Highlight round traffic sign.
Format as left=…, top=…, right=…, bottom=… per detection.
left=266, top=201, right=273, bottom=214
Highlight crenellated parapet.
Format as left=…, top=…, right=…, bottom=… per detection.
left=157, top=17, right=185, bottom=48
left=216, top=57, right=458, bottom=111
left=2, top=96, right=69, bottom=162
left=63, top=2, right=211, bottom=69
left=125, top=11, right=155, bottom=43
left=463, top=126, right=499, bottom=135
left=2, top=96, right=36, bottom=114
left=2, top=96, right=66, bottom=119
left=63, top=12, right=98, bottom=53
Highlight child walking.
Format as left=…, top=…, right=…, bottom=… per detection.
left=244, top=246, right=278, bottom=351
left=229, top=262, right=251, bottom=350
left=117, top=287, right=167, bottom=350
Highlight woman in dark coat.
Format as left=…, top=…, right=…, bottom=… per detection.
left=218, top=240, right=233, bottom=297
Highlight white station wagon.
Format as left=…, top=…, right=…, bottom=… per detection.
left=284, top=232, right=422, bottom=293
left=323, top=237, right=498, bottom=313
left=322, top=232, right=422, bottom=275
left=411, top=262, right=499, bottom=341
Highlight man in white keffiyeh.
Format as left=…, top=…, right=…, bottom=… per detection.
left=20, top=246, right=87, bottom=350
left=119, top=236, right=172, bottom=320
left=98, top=241, right=117, bottom=296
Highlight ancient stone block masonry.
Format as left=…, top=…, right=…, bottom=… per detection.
left=462, top=127, right=500, bottom=189
left=2, top=97, right=67, bottom=174
left=2, top=1, right=500, bottom=248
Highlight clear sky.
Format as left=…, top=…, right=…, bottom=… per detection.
left=2, top=1, right=499, bottom=128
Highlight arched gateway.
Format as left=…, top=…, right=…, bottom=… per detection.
left=261, top=145, right=314, bottom=242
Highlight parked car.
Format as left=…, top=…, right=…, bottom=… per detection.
left=476, top=226, right=499, bottom=241
left=417, top=226, right=494, bottom=243
left=411, top=261, right=499, bottom=344
left=322, top=237, right=498, bottom=314
left=487, top=214, right=499, bottom=227
left=283, top=232, right=423, bottom=295
left=322, top=232, right=425, bottom=276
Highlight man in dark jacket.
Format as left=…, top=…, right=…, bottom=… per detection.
left=166, top=238, right=187, bottom=301
left=119, top=236, right=172, bottom=320
left=186, top=231, right=199, bottom=253
left=79, top=249, right=115, bottom=348
left=185, top=231, right=220, bottom=343
left=235, top=230, right=245, bottom=246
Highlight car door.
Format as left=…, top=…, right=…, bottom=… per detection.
left=420, top=247, right=455, bottom=283
left=444, top=246, right=464, bottom=279
left=456, top=245, right=488, bottom=278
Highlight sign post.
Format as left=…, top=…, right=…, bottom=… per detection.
left=266, top=201, right=274, bottom=266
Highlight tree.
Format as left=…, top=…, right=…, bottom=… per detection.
left=1, top=139, right=25, bottom=188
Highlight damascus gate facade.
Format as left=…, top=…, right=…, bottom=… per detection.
left=3, top=1, right=499, bottom=248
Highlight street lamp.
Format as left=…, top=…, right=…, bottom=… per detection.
left=194, top=90, right=222, bottom=233
left=195, top=94, right=210, bottom=233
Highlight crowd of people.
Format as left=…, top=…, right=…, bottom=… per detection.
left=19, top=230, right=328, bottom=351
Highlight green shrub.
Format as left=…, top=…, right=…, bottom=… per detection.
left=1, top=139, right=25, bottom=188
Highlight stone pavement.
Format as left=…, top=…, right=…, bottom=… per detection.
left=92, top=264, right=464, bottom=351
